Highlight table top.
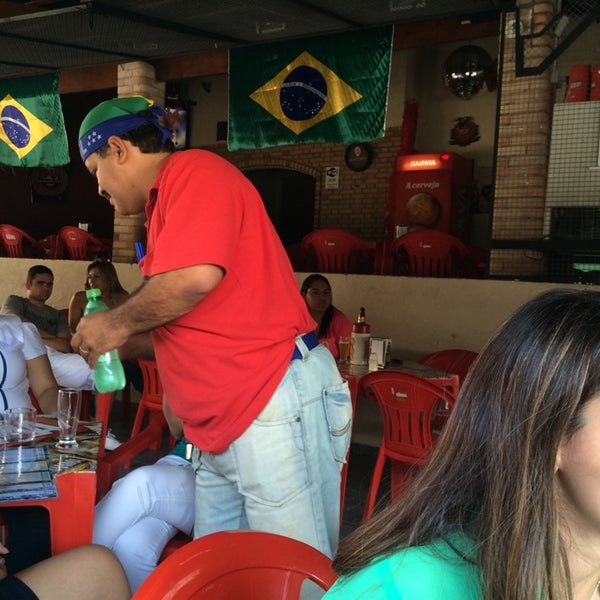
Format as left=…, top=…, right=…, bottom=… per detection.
left=0, top=416, right=100, bottom=503
left=4, top=416, right=101, bottom=476
left=339, top=358, right=455, bottom=380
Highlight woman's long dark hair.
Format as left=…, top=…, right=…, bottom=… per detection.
left=333, top=289, right=600, bottom=600
left=300, top=273, right=334, bottom=338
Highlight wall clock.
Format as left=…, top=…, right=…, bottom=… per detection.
left=344, top=143, right=373, bottom=172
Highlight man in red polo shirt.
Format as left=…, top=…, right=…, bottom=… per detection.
left=73, top=96, right=351, bottom=558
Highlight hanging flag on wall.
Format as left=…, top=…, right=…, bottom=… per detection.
left=228, top=26, right=393, bottom=150
left=0, top=72, right=69, bottom=167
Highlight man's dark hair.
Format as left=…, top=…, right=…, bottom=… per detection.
left=27, top=265, right=53, bottom=283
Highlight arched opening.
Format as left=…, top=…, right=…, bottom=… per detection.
left=243, top=168, right=316, bottom=246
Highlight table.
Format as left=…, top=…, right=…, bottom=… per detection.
left=0, top=417, right=100, bottom=555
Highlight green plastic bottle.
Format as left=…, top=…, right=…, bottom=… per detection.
left=84, top=288, right=126, bottom=392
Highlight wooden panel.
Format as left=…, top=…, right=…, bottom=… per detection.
left=59, top=64, right=117, bottom=94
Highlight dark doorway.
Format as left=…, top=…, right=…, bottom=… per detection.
left=244, top=168, right=315, bottom=245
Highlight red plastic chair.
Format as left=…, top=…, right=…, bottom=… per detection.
left=95, top=415, right=167, bottom=501
left=95, top=360, right=169, bottom=500
left=359, top=371, right=456, bottom=522
left=301, top=228, right=372, bottom=273
left=418, top=349, right=479, bottom=388
left=390, top=229, right=468, bottom=277
left=59, top=226, right=111, bottom=260
left=130, top=359, right=165, bottom=440
left=37, top=233, right=65, bottom=259
left=133, top=530, right=338, bottom=600
left=0, top=224, right=45, bottom=258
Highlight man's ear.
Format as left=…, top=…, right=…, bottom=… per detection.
left=106, top=136, right=128, bottom=162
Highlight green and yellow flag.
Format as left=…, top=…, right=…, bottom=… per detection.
left=228, top=26, right=393, bottom=150
left=0, top=72, right=68, bottom=167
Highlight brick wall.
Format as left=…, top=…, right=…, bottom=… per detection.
left=113, top=62, right=165, bottom=263
left=489, top=0, right=556, bottom=277
left=206, top=127, right=403, bottom=242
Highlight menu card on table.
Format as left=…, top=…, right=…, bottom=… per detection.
left=0, top=445, right=57, bottom=502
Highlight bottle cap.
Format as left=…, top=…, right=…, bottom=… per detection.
left=86, top=288, right=102, bottom=299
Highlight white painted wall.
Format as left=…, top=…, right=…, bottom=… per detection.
left=0, top=258, right=144, bottom=310
left=0, top=258, right=584, bottom=359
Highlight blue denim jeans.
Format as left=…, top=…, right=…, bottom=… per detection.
left=192, top=338, right=352, bottom=558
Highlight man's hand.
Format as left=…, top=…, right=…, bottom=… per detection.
left=71, top=311, right=129, bottom=367
left=71, top=264, right=223, bottom=366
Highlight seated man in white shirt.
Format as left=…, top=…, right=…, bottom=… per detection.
left=1, top=265, right=94, bottom=391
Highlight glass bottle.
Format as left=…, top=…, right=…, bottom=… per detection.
left=84, top=288, right=126, bottom=392
left=350, top=307, right=371, bottom=366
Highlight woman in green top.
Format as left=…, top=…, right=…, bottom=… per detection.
left=327, top=289, right=600, bottom=600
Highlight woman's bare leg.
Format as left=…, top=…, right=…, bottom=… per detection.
left=15, top=544, right=130, bottom=600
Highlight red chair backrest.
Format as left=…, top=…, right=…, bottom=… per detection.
left=391, top=229, right=468, bottom=277
left=360, top=371, right=456, bottom=521
left=132, top=530, right=338, bottom=600
left=95, top=361, right=168, bottom=501
left=0, top=224, right=40, bottom=258
left=360, top=371, right=455, bottom=463
left=59, top=226, right=110, bottom=260
left=130, top=359, right=164, bottom=437
left=418, top=349, right=479, bottom=387
left=37, top=233, right=65, bottom=259
left=301, top=228, right=371, bottom=274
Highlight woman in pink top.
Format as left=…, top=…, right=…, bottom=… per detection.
left=301, top=274, right=352, bottom=360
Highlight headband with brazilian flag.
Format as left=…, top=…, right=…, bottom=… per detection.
left=78, top=96, right=172, bottom=162
left=0, top=72, right=68, bottom=167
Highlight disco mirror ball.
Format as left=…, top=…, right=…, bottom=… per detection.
left=443, top=45, right=492, bottom=100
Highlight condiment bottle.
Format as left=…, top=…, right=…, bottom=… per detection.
left=350, top=307, right=371, bottom=366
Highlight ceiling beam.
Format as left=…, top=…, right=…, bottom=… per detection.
left=59, top=13, right=500, bottom=93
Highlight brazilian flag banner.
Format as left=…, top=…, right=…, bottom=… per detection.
left=228, top=26, right=393, bottom=150
left=0, top=72, right=68, bottom=167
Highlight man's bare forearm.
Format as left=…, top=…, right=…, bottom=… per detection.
left=106, top=265, right=223, bottom=335
left=72, top=264, right=223, bottom=361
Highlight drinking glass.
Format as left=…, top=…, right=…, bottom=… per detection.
left=338, top=336, right=350, bottom=365
left=56, top=388, right=82, bottom=448
left=4, top=407, right=36, bottom=443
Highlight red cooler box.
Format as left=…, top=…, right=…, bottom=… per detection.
left=386, top=152, right=473, bottom=242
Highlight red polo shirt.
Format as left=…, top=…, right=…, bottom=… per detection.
left=140, top=150, right=314, bottom=452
